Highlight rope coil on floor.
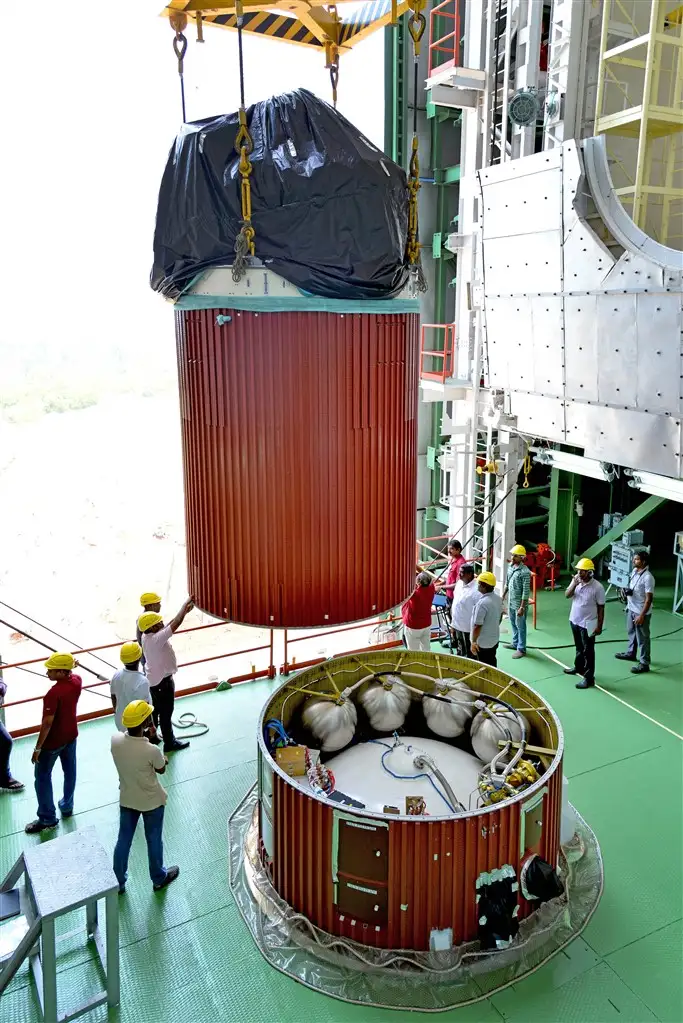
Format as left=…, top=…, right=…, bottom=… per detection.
left=171, top=711, right=210, bottom=739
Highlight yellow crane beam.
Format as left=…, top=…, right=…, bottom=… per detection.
left=164, top=0, right=410, bottom=52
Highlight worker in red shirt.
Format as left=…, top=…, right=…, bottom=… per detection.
left=25, top=652, right=83, bottom=835
left=402, top=572, right=440, bottom=651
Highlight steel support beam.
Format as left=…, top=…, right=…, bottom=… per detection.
left=580, top=494, right=665, bottom=562
left=384, top=21, right=407, bottom=166
left=547, top=468, right=581, bottom=567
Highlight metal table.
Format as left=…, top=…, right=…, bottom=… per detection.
left=0, top=826, right=120, bottom=1022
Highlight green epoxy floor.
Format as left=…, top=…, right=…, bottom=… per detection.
left=1, top=588, right=681, bottom=1022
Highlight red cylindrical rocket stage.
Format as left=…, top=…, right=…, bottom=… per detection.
left=175, top=307, right=420, bottom=628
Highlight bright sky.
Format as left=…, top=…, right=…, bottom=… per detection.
left=1, top=0, right=384, bottom=386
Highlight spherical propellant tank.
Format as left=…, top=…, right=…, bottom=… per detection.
left=174, top=268, right=420, bottom=627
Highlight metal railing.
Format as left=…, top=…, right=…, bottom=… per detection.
left=280, top=614, right=403, bottom=675
left=420, top=323, right=456, bottom=383
left=2, top=572, right=544, bottom=737
left=416, top=534, right=483, bottom=574
left=415, top=533, right=540, bottom=629
left=1, top=614, right=411, bottom=737
left=1, top=622, right=276, bottom=738
left=428, top=0, right=462, bottom=78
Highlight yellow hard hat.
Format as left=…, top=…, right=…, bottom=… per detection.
left=138, top=612, right=163, bottom=633
left=510, top=544, right=526, bottom=556
left=478, top=571, right=497, bottom=588
left=121, top=700, right=154, bottom=729
left=45, top=652, right=75, bottom=672
left=576, top=557, right=595, bottom=571
left=140, top=592, right=161, bottom=606
left=120, top=641, right=142, bottom=664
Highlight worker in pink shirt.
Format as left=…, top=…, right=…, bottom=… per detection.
left=138, top=598, right=194, bottom=753
left=443, top=539, right=467, bottom=615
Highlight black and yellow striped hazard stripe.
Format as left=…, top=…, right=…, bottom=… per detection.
left=338, top=0, right=391, bottom=45
left=197, top=10, right=323, bottom=48
left=164, top=1, right=402, bottom=50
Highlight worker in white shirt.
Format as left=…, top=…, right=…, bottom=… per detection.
left=110, top=643, right=159, bottom=744
left=138, top=597, right=195, bottom=753
left=616, top=550, right=655, bottom=674
left=450, top=564, right=480, bottom=658
left=470, top=572, right=503, bottom=666
left=564, top=558, right=606, bottom=690
left=111, top=700, right=178, bottom=894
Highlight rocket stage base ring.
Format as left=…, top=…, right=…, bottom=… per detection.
left=228, top=787, right=604, bottom=1012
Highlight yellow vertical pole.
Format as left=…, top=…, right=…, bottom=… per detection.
left=662, top=16, right=683, bottom=246
left=632, top=0, right=660, bottom=228
left=593, top=0, right=612, bottom=134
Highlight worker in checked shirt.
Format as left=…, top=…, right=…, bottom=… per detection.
left=502, top=544, right=531, bottom=659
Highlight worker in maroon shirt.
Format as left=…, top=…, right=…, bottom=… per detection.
left=25, top=652, right=83, bottom=835
left=402, top=572, right=441, bottom=651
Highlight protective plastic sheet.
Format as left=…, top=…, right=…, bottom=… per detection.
left=151, top=89, right=410, bottom=301
left=228, top=786, right=604, bottom=1011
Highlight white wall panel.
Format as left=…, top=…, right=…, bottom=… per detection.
left=564, top=296, right=599, bottom=403
left=479, top=139, right=683, bottom=478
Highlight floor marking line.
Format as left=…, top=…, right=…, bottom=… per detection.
left=602, top=917, right=683, bottom=957
left=568, top=744, right=662, bottom=779
left=539, top=651, right=683, bottom=742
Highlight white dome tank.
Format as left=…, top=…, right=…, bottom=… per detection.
left=470, top=704, right=528, bottom=763
left=423, top=680, right=475, bottom=738
left=302, top=697, right=357, bottom=752
left=359, top=676, right=411, bottom=732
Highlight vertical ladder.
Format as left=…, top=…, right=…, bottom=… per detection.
left=491, top=429, right=521, bottom=586
left=469, top=425, right=497, bottom=570
left=488, top=0, right=509, bottom=165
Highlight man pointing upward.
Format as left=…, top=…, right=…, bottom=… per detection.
left=138, top=597, right=195, bottom=753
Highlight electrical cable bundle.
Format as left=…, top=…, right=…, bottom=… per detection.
left=264, top=718, right=293, bottom=753
left=370, top=737, right=458, bottom=814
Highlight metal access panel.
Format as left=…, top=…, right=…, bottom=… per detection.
left=479, top=140, right=683, bottom=479
left=609, top=542, right=648, bottom=589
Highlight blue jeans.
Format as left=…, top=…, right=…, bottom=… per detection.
left=113, top=805, right=167, bottom=889
left=34, top=739, right=77, bottom=825
left=510, top=609, right=528, bottom=652
left=0, top=718, right=14, bottom=786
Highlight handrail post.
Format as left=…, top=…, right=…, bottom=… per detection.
left=268, top=629, right=276, bottom=679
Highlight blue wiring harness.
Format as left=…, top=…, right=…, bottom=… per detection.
left=264, top=718, right=293, bottom=752
left=368, top=738, right=456, bottom=814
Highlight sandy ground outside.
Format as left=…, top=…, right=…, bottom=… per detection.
left=0, top=393, right=388, bottom=732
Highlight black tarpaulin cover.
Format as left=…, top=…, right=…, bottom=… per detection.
left=151, top=89, right=410, bottom=301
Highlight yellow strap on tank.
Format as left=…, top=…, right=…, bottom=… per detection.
left=233, top=1, right=256, bottom=282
